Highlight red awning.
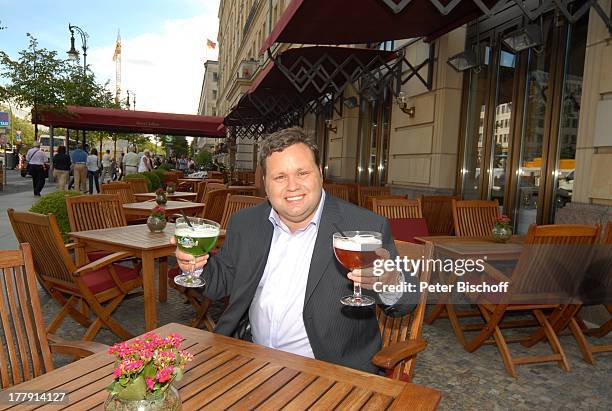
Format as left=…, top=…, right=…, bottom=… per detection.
left=262, top=0, right=497, bottom=52
left=225, top=46, right=396, bottom=126
left=34, top=106, right=226, bottom=138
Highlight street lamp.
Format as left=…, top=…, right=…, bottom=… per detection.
left=67, top=23, right=89, bottom=149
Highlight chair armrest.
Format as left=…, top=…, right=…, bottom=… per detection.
left=372, top=340, right=428, bottom=370
left=74, top=251, right=135, bottom=276
left=48, top=333, right=109, bottom=358
left=65, top=242, right=79, bottom=250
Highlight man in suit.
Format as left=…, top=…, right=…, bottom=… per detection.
left=174, top=127, right=416, bottom=373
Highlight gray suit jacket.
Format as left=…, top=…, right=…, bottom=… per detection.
left=201, top=194, right=416, bottom=373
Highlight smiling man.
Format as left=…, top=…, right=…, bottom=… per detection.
left=174, top=127, right=415, bottom=373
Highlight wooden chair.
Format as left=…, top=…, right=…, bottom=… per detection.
left=452, top=199, right=500, bottom=237
left=365, top=195, right=406, bottom=211
left=201, top=189, right=231, bottom=224
left=372, top=198, right=423, bottom=219
left=66, top=194, right=127, bottom=231
left=323, top=182, right=351, bottom=202
left=420, top=195, right=458, bottom=235
left=0, top=243, right=107, bottom=388
left=125, top=177, right=148, bottom=194
left=220, top=195, right=266, bottom=229
left=358, top=186, right=391, bottom=208
left=455, top=224, right=601, bottom=377
left=7, top=209, right=143, bottom=341
left=100, top=182, right=137, bottom=204
left=208, top=171, right=224, bottom=180
left=195, top=179, right=225, bottom=203
left=372, top=240, right=433, bottom=381
left=228, top=186, right=257, bottom=196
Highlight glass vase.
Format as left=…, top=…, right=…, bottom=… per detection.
left=155, top=194, right=167, bottom=205
left=104, top=385, right=181, bottom=411
left=147, top=216, right=167, bottom=232
left=492, top=225, right=512, bottom=243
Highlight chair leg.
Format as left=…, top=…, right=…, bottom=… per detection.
left=446, top=305, right=468, bottom=348
left=568, top=316, right=595, bottom=365
left=83, top=296, right=134, bottom=341
left=590, top=305, right=612, bottom=338
left=533, top=309, right=570, bottom=372
left=426, top=304, right=446, bottom=325
left=47, top=296, right=91, bottom=333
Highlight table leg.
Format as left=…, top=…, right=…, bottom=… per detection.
left=142, top=250, right=157, bottom=331
left=159, top=257, right=168, bottom=302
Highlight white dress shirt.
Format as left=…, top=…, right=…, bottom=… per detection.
left=249, top=191, right=327, bottom=358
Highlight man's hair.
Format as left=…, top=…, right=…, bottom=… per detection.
left=57, top=145, right=66, bottom=154
left=258, top=127, right=320, bottom=175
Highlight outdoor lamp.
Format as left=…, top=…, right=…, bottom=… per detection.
left=502, top=24, right=542, bottom=53
left=67, top=31, right=79, bottom=61
left=396, top=91, right=415, bottom=117
left=447, top=49, right=479, bottom=72
left=325, top=119, right=337, bottom=133
left=343, top=96, right=358, bottom=109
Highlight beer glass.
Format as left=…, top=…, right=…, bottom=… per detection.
left=174, top=217, right=220, bottom=287
left=333, top=231, right=382, bottom=306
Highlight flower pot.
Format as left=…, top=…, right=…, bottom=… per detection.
left=104, top=385, right=181, bottom=411
left=147, top=216, right=167, bottom=232
left=166, top=185, right=176, bottom=194
left=155, top=194, right=167, bottom=205
left=492, top=225, right=512, bottom=243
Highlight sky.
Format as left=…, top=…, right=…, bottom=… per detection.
left=0, top=0, right=220, bottom=115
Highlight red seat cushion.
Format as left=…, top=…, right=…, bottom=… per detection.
left=389, top=218, right=429, bottom=243
left=87, top=250, right=113, bottom=261
left=81, top=264, right=140, bottom=294
left=168, top=266, right=180, bottom=279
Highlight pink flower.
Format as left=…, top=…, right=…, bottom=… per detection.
left=156, top=366, right=174, bottom=383
left=146, top=377, right=155, bottom=391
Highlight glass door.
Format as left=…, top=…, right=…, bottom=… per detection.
left=357, top=88, right=392, bottom=185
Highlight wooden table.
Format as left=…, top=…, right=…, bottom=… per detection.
left=134, top=191, right=198, bottom=202
left=123, top=200, right=205, bottom=219
left=415, top=235, right=524, bottom=260
left=0, top=323, right=441, bottom=410
left=178, top=178, right=203, bottom=192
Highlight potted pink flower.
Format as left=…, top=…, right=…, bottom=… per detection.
left=492, top=214, right=512, bottom=242
left=147, top=205, right=167, bottom=232
left=155, top=188, right=168, bottom=205
left=104, top=332, right=192, bottom=410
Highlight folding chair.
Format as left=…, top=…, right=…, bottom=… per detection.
left=420, top=195, right=458, bottom=235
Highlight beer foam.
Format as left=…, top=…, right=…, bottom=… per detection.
left=175, top=225, right=220, bottom=237
left=334, top=235, right=382, bottom=252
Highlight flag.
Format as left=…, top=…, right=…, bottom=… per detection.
left=206, top=39, right=216, bottom=49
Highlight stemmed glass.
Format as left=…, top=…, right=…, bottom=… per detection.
left=174, top=217, right=220, bottom=287
left=333, top=231, right=382, bottom=306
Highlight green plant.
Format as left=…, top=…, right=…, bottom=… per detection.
left=124, top=173, right=153, bottom=191
left=29, top=190, right=82, bottom=242
left=195, top=150, right=213, bottom=168
left=143, top=171, right=162, bottom=190
left=152, top=169, right=166, bottom=185
left=156, top=163, right=172, bottom=171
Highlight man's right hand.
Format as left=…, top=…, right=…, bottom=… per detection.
left=170, top=236, right=210, bottom=272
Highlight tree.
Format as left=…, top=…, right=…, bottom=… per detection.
left=0, top=34, right=66, bottom=139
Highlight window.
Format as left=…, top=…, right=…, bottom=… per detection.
left=213, top=72, right=218, bottom=82
left=212, top=90, right=217, bottom=99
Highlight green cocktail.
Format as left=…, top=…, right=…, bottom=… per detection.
left=173, top=217, right=220, bottom=287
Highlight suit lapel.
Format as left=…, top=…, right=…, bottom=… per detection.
left=304, top=196, right=342, bottom=306
left=249, top=202, right=274, bottom=289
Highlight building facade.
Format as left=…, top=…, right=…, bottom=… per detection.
left=197, top=60, right=221, bottom=153
left=214, top=0, right=612, bottom=233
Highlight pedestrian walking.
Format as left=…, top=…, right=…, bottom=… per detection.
left=101, top=149, right=112, bottom=183
left=87, top=148, right=101, bottom=194
left=138, top=149, right=152, bottom=172
left=70, top=146, right=88, bottom=193
left=25, top=141, right=47, bottom=196
left=52, top=145, right=71, bottom=190
left=123, top=148, right=139, bottom=176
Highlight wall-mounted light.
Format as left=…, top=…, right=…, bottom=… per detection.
left=396, top=91, right=415, bottom=117
left=343, top=96, right=358, bottom=109
left=502, top=24, right=542, bottom=53
left=325, top=119, right=337, bottom=133
left=447, top=49, right=479, bottom=72
left=237, top=59, right=258, bottom=80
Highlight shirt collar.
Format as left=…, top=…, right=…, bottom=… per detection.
left=269, top=189, right=326, bottom=233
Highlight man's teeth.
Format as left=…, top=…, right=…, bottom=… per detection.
left=287, top=195, right=304, bottom=201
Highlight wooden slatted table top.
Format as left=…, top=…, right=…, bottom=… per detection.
left=414, top=235, right=524, bottom=260
left=134, top=192, right=197, bottom=201
left=0, top=323, right=441, bottom=410
left=69, top=224, right=226, bottom=251
left=178, top=177, right=205, bottom=182
left=123, top=200, right=204, bottom=211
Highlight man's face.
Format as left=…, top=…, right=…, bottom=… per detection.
left=264, top=143, right=323, bottom=231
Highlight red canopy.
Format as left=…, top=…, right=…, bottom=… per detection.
left=34, top=106, right=226, bottom=138
left=262, top=0, right=497, bottom=52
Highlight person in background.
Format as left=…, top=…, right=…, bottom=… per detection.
left=71, top=145, right=88, bottom=193
left=25, top=141, right=47, bottom=196
left=118, top=152, right=125, bottom=179
left=86, top=148, right=101, bottom=194
left=187, top=157, right=195, bottom=173
left=52, top=145, right=71, bottom=190
left=101, top=149, right=112, bottom=183
left=138, top=149, right=152, bottom=172
left=123, top=147, right=139, bottom=176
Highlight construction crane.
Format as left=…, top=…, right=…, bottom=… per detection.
left=112, top=31, right=121, bottom=105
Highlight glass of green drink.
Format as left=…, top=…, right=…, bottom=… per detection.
left=174, top=217, right=220, bottom=287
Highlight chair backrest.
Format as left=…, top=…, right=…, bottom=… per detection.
left=203, top=182, right=227, bottom=201
left=202, top=189, right=231, bottom=223
left=100, top=182, right=136, bottom=204
left=7, top=209, right=78, bottom=293
left=358, top=186, right=391, bottom=208
left=0, top=243, right=54, bottom=388
left=372, top=198, right=422, bottom=219
left=376, top=240, right=433, bottom=381
left=163, top=171, right=180, bottom=184
left=420, top=195, right=458, bottom=235
left=365, top=195, right=406, bottom=211
left=66, top=194, right=127, bottom=232
left=452, top=199, right=499, bottom=237
left=228, top=186, right=257, bottom=196
left=219, top=195, right=266, bottom=229
left=208, top=171, right=224, bottom=180
left=124, top=177, right=148, bottom=194
left=323, top=183, right=350, bottom=202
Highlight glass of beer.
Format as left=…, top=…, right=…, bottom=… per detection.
left=174, top=217, right=220, bottom=287
left=333, top=231, right=382, bottom=306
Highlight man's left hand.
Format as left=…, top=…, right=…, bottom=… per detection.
left=347, top=248, right=400, bottom=290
